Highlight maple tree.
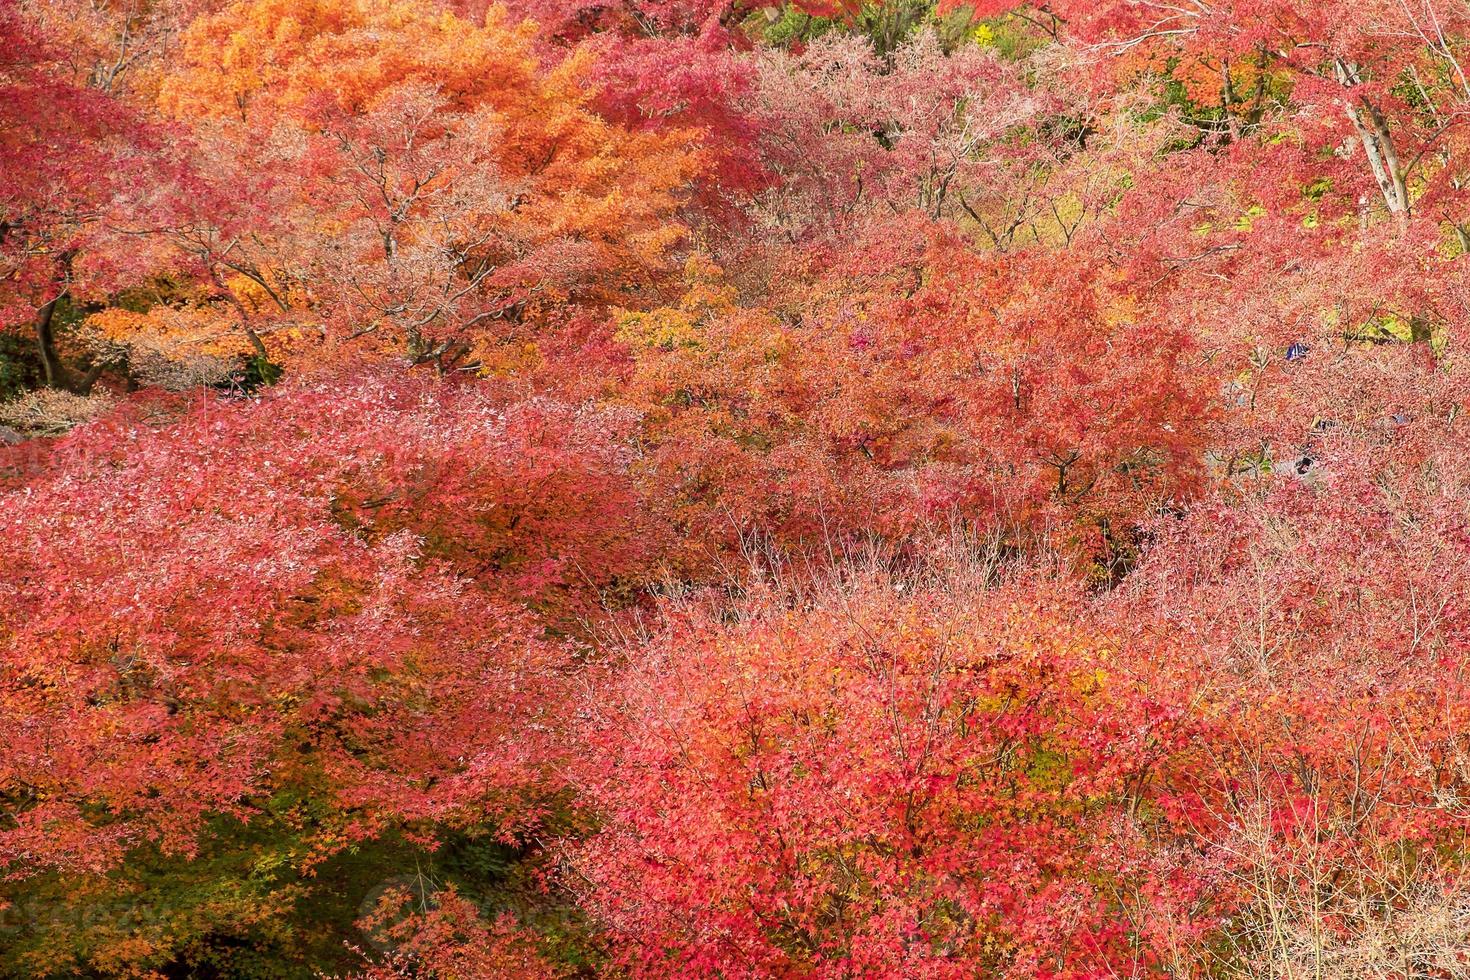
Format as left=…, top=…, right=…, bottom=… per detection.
left=6, top=0, right=1470, bottom=977
left=151, top=0, right=703, bottom=372
left=1053, top=0, right=1470, bottom=227
left=615, top=230, right=1213, bottom=575
left=0, top=2, right=171, bottom=393
left=1104, top=356, right=1470, bottom=973
left=0, top=368, right=646, bottom=972
left=571, top=563, right=1205, bottom=978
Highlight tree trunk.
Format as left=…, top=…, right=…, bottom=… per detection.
left=1335, top=60, right=1411, bottom=225
left=1410, top=314, right=1433, bottom=345
left=35, top=291, right=103, bottom=395
left=35, top=293, right=69, bottom=390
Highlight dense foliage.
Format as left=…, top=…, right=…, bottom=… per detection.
left=6, top=0, right=1470, bottom=976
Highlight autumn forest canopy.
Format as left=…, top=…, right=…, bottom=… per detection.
left=9, top=0, right=1470, bottom=976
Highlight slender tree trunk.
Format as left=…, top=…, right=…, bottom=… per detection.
left=35, top=289, right=103, bottom=395
left=244, top=326, right=269, bottom=359
left=1410, top=314, right=1434, bottom=345
left=35, top=292, right=69, bottom=390
left=1335, top=60, right=1411, bottom=226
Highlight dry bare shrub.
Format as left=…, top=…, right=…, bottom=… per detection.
left=84, top=307, right=249, bottom=391
left=0, top=388, right=115, bottom=437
